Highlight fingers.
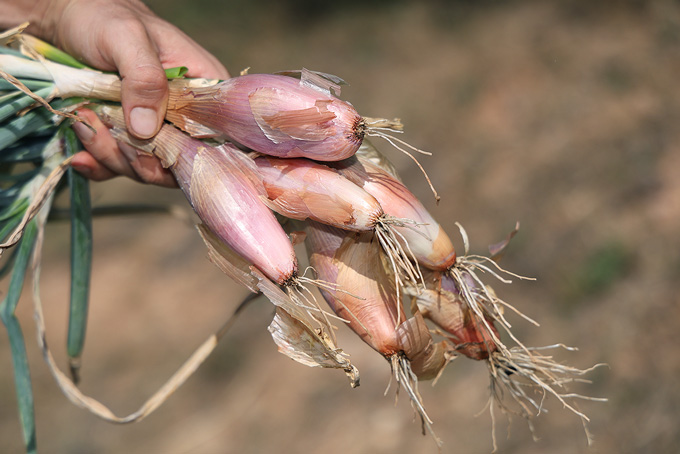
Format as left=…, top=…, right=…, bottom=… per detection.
left=72, top=110, right=137, bottom=178
left=145, top=23, right=230, bottom=80
left=104, top=19, right=169, bottom=140
left=72, top=109, right=177, bottom=187
left=36, top=0, right=229, bottom=188
left=70, top=151, right=117, bottom=182
left=117, top=142, right=178, bottom=188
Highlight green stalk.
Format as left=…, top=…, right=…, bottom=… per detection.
left=0, top=220, right=39, bottom=454
left=0, top=46, right=28, bottom=58
left=0, top=98, right=81, bottom=151
left=0, top=208, right=24, bottom=240
left=0, top=108, right=54, bottom=151
left=63, top=127, right=92, bottom=382
left=0, top=190, right=21, bottom=208
left=25, top=37, right=89, bottom=70
left=0, top=243, right=19, bottom=278
left=0, top=87, right=54, bottom=123
left=0, top=139, right=50, bottom=164
left=0, top=197, right=28, bottom=221
left=0, top=91, right=24, bottom=104
left=0, top=80, right=54, bottom=91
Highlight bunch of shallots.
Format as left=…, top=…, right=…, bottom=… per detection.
left=0, top=30, right=604, bottom=451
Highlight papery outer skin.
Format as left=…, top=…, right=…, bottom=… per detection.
left=355, top=138, right=403, bottom=182
left=415, top=271, right=499, bottom=361
left=94, top=105, right=195, bottom=189
left=410, top=341, right=450, bottom=380
left=166, top=74, right=362, bottom=161
left=305, top=222, right=404, bottom=355
left=333, top=157, right=457, bottom=270
left=396, top=312, right=450, bottom=381
left=187, top=145, right=298, bottom=284
left=253, top=156, right=383, bottom=230
left=252, top=268, right=360, bottom=387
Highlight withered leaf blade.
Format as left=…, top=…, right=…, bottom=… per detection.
left=253, top=268, right=360, bottom=388
left=489, top=221, right=520, bottom=262
left=196, top=224, right=259, bottom=293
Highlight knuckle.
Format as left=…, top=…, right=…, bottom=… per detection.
left=124, top=66, right=168, bottom=99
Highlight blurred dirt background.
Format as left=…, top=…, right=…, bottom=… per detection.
left=2, top=0, right=680, bottom=452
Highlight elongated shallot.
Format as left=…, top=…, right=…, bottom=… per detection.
left=305, top=221, right=450, bottom=446
left=252, top=155, right=423, bottom=291
left=94, top=107, right=359, bottom=376
left=0, top=49, right=410, bottom=161
left=332, top=156, right=456, bottom=271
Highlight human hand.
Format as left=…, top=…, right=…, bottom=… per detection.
left=33, top=0, right=230, bottom=186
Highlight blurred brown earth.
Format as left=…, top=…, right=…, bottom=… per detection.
left=2, top=1, right=679, bottom=453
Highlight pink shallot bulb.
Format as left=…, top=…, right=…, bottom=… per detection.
left=252, top=156, right=425, bottom=289
left=412, top=271, right=500, bottom=361
left=94, top=105, right=297, bottom=285
left=252, top=156, right=383, bottom=230
left=333, top=156, right=457, bottom=271
left=305, top=222, right=450, bottom=380
left=166, top=70, right=364, bottom=161
left=306, top=223, right=404, bottom=355
left=306, top=221, right=447, bottom=446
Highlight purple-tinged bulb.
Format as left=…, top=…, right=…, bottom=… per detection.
left=166, top=73, right=363, bottom=161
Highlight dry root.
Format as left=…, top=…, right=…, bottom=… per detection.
left=387, top=354, right=443, bottom=450
left=447, top=222, right=537, bottom=358
left=445, top=223, right=605, bottom=449
left=486, top=345, right=607, bottom=450
left=362, top=118, right=440, bottom=203
left=375, top=216, right=425, bottom=320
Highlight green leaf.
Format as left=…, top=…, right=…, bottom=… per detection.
left=0, top=97, right=80, bottom=152
left=64, top=127, right=92, bottom=365
left=0, top=190, right=22, bottom=209
left=0, top=197, right=28, bottom=222
left=0, top=107, right=54, bottom=151
left=0, top=244, right=19, bottom=278
left=0, top=91, right=24, bottom=105
left=0, top=46, right=29, bottom=58
left=0, top=87, right=54, bottom=123
left=39, top=44, right=90, bottom=69
left=0, top=220, right=39, bottom=454
left=0, top=138, right=50, bottom=164
left=0, top=79, right=53, bottom=91
left=0, top=211, right=22, bottom=243
left=165, top=66, right=189, bottom=79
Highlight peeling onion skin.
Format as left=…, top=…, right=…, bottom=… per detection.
left=396, top=312, right=450, bottom=381
left=166, top=74, right=363, bottom=161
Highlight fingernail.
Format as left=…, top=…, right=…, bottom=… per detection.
left=129, top=107, right=158, bottom=138
left=118, top=141, right=141, bottom=162
left=72, top=121, right=95, bottom=144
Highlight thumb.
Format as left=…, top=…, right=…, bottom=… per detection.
left=110, top=22, right=168, bottom=139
